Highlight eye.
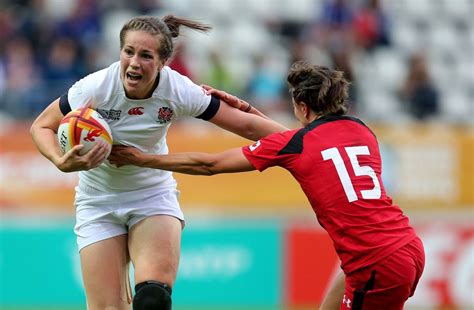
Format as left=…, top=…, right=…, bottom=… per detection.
left=123, top=48, right=134, bottom=56
left=142, top=53, right=153, bottom=59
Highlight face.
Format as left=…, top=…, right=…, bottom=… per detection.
left=120, top=30, right=164, bottom=99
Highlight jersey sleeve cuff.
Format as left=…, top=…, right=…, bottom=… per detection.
left=196, top=95, right=220, bottom=120
left=59, top=93, right=72, bottom=116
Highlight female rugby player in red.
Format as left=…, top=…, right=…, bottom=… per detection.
left=109, top=61, right=425, bottom=310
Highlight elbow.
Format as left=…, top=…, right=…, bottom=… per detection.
left=30, top=121, right=39, bottom=139
left=239, top=122, right=260, bottom=141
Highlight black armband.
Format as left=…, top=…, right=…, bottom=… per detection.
left=59, top=93, right=71, bottom=115
left=196, top=95, right=220, bottom=120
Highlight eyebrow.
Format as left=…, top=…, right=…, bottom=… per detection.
left=124, top=45, right=154, bottom=54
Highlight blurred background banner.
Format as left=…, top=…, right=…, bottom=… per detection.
left=1, top=123, right=473, bottom=210
left=1, top=0, right=473, bottom=309
left=174, top=221, right=282, bottom=307
left=1, top=217, right=472, bottom=309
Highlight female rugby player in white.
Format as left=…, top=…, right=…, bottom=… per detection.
left=30, top=15, right=286, bottom=310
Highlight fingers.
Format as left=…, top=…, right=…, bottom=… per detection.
left=69, top=144, right=84, bottom=155
left=85, top=141, right=110, bottom=167
left=201, top=84, right=212, bottom=91
left=108, top=145, right=136, bottom=167
left=57, top=143, right=104, bottom=172
left=200, top=84, right=246, bottom=110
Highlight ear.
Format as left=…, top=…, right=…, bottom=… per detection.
left=158, top=59, right=166, bottom=71
left=301, top=102, right=310, bottom=119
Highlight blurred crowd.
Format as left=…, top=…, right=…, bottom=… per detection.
left=1, top=0, right=471, bottom=123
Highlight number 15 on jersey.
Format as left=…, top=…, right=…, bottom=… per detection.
left=321, top=146, right=381, bottom=203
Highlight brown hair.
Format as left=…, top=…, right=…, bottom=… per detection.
left=119, top=15, right=212, bottom=61
left=287, top=61, right=350, bottom=115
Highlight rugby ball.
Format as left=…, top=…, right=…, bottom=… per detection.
left=57, top=107, right=113, bottom=156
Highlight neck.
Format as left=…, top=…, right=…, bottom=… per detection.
left=307, top=112, right=322, bottom=123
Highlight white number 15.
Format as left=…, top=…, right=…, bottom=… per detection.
left=321, top=146, right=381, bottom=203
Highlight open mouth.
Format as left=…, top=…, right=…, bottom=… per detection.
left=126, top=72, right=142, bottom=81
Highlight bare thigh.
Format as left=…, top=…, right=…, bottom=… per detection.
left=128, top=215, right=182, bottom=287
left=80, top=234, right=131, bottom=310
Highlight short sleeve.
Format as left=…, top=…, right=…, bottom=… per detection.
left=163, top=68, right=217, bottom=119
left=67, top=78, right=95, bottom=110
left=242, top=131, right=297, bottom=171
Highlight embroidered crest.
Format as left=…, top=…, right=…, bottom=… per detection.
left=157, top=107, right=173, bottom=124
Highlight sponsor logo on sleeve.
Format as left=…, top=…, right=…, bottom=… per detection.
left=249, top=140, right=261, bottom=152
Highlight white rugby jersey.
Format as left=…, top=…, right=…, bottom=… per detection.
left=60, top=61, right=219, bottom=192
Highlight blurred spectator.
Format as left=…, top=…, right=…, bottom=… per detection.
left=330, top=49, right=358, bottom=114
left=245, top=54, right=288, bottom=116
left=352, top=0, right=391, bottom=51
left=99, top=0, right=163, bottom=14
left=202, top=50, right=236, bottom=94
left=169, top=42, right=194, bottom=79
left=0, top=37, right=47, bottom=119
left=42, top=37, right=84, bottom=101
left=11, top=0, right=55, bottom=60
left=0, top=0, right=471, bottom=124
left=399, top=52, right=440, bottom=120
left=55, top=0, right=102, bottom=48
left=0, top=7, right=15, bottom=45
left=316, top=0, right=354, bottom=52
left=134, top=0, right=164, bottom=14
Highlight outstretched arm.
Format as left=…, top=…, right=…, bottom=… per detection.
left=108, top=146, right=255, bottom=175
left=201, top=85, right=287, bottom=141
left=208, top=99, right=287, bottom=141
left=202, top=84, right=270, bottom=119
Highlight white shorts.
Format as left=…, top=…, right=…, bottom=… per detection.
left=74, top=183, right=184, bottom=251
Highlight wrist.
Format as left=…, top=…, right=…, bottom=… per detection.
left=139, top=154, right=153, bottom=168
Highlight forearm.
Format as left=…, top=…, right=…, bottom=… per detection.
left=239, top=101, right=271, bottom=120
left=250, top=116, right=288, bottom=140
left=31, top=126, right=63, bottom=167
left=215, top=111, right=287, bottom=142
left=140, top=152, right=218, bottom=175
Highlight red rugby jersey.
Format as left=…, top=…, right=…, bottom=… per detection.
left=242, top=115, right=417, bottom=273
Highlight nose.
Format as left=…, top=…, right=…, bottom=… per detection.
left=130, top=55, right=140, bottom=69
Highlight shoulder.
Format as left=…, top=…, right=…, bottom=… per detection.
left=68, top=62, right=122, bottom=107
left=310, top=115, right=375, bottom=136
left=157, top=66, right=201, bottom=98
left=256, top=129, right=301, bottom=151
